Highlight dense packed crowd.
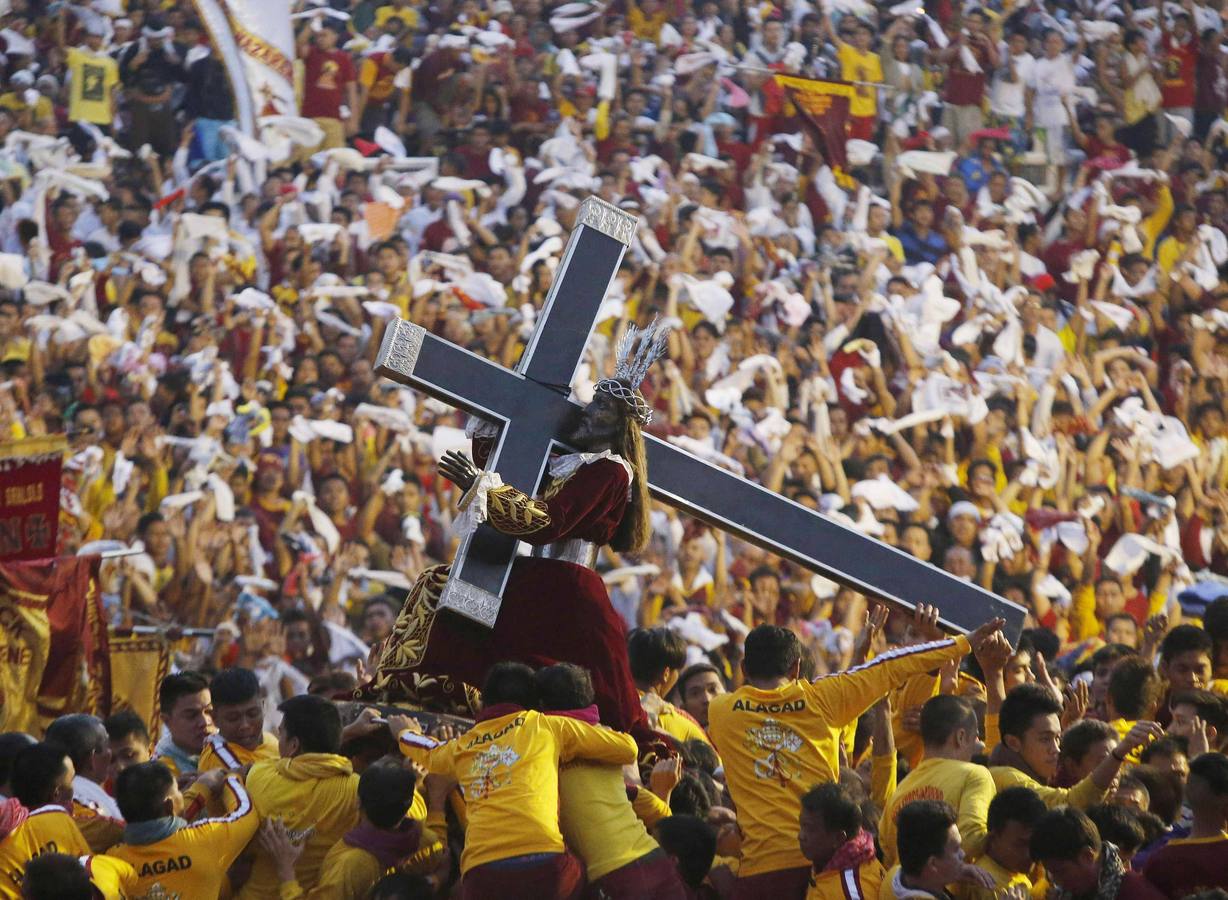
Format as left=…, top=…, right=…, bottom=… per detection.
left=3, top=0, right=1228, bottom=895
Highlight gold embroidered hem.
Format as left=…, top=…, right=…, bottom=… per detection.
left=369, top=565, right=482, bottom=719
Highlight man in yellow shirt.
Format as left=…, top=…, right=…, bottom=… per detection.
left=881, top=800, right=997, bottom=900
left=626, top=0, right=669, bottom=41
left=987, top=683, right=1160, bottom=807
left=1, top=743, right=91, bottom=898
left=1104, top=657, right=1164, bottom=762
left=235, top=694, right=360, bottom=898
left=1156, top=205, right=1198, bottom=276
left=395, top=661, right=638, bottom=898
left=674, top=663, right=726, bottom=732
left=879, top=695, right=996, bottom=869
left=708, top=609, right=1004, bottom=899
left=198, top=667, right=280, bottom=772
left=65, top=18, right=119, bottom=128
left=0, top=301, right=30, bottom=367
left=107, top=762, right=257, bottom=898
left=799, top=783, right=885, bottom=900
left=630, top=628, right=713, bottom=747
left=955, top=787, right=1046, bottom=900
left=153, top=671, right=213, bottom=782
left=825, top=15, right=884, bottom=140
left=536, top=662, right=688, bottom=897
left=258, top=759, right=448, bottom=899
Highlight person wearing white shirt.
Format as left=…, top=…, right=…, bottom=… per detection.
left=991, top=30, right=1036, bottom=123
left=1027, top=29, right=1080, bottom=173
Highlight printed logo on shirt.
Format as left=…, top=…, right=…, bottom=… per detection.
left=745, top=718, right=803, bottom=785
left=82, top=63, right=106, bottom=101
left=135, top=882, right=181, bottom=900
left=317, top=59, right=340, bottom=91
left=888, top=785, right=945, bottom=821
left=466, top=743, right=520, bottom=799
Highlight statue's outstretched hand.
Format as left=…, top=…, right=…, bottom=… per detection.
left=439, top=450, right=478, bottom=492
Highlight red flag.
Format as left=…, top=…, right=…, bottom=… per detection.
left=0, top=556, right=109, bottom=733
left=775, top=74, right=856, bottom=169
left=0, top=436, right=64, bottom=562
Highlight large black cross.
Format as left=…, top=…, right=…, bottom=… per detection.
left=375, top=197, right=1026, bottom=641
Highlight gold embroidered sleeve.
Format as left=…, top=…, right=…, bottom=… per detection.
left=485, top=485, right=553, bottom=535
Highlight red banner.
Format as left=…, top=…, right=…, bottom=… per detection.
left=775, top=75, right=856, bottom=170
left=0, top=555, right=108, bottom=734
left=0, top=436, right=65, bottom=562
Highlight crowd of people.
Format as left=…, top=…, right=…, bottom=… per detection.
left=2, top=0, right=1228, bottom=895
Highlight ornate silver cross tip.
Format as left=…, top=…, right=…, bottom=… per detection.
left=576, top=196, right=639, bottom=247
left=376, top=319, right=427, bottom=378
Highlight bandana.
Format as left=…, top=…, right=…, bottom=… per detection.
left=343, top=818, right=422, bottom=869
left=0, top=798, right=28, bottom=841
left=1050, top=842, right=1127, bottom=900
left=123, top=816, right=187, bottom=846
left=823, top=829, right=878, bottom=873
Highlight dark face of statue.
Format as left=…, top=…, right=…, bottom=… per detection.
left=570, top=389, right=626, bottom=451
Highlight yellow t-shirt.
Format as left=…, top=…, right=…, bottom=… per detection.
left=80, top=854, right=138, bottom=900
left=808, top=858, right=886, bottom=900
left=989, top=766, right=1106, bottom=810
left=0, top=806, right=91, bottom=899
left=891, top=672, right=941, bottom=770
left=1141, top=186, right=1174, bottom=259
left=0, top=336, right=30, bottom=364
left=708, top=636, right=971, bottom=877
left=199, top=731, right=280, bottom=772
left=879, top=757, right=997, bottom=869
left=630, top=784, right=671, bottom=829
left=67, top=47, right=119, bottom=125
left=398, top=708, right=637, bottom=873
left=558, top=759, right=660, bottom=881
left=70, top=801, right=123, bottom=854
left=838, top=44, right=884, bottom=117
left=236, top=754, right=360, bottom=899
left=107, top=775, right=258, bottom=899
left=954, top=853, right=1033, bottom=900
left=0, top=92, right=52, bottom=121
left=1156, top=235, right=1188, bottom=276
left=374, top=6, right=419, bottom=30
left=628, top=4, right=669, bottom=41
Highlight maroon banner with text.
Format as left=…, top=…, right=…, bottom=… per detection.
left=0, top=436, right=65, bottom=562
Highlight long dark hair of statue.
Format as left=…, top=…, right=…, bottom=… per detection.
left=609, top=398, right=651, bottom=555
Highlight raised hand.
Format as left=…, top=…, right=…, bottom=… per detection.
left=912, top=603, right=946, bottom=643
left=974, top=631, right=1013, bottom=676
left=438, top=450, right=477, bottom=491
left=968, top=618, right=1007, bottom=655
left=853, top=602, right=889, bottom=665
left=1118, top=720, right=1164, bottom=757
left=1062, top=680, right=1090, bottom=729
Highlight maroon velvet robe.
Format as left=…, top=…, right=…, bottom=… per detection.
left=372, top=455, right=647, bottom=735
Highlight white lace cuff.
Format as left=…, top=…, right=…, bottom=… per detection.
left=454, top=470, right=505, bottom=536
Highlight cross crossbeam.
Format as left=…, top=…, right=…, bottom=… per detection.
left=375, top=196, right=1026, bottom=642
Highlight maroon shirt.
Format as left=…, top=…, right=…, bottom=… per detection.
left=1143, top=839, right=1228, bottom=900
left=301, top=46, right=355, bottom=119
left=944, top=41, right=991, bottom=106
